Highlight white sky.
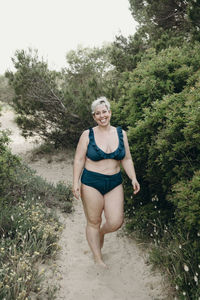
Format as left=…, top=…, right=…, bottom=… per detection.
left=0, top=0, right=138, bottom=74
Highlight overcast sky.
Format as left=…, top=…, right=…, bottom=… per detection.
left=0, top=0, right=138, bottom=74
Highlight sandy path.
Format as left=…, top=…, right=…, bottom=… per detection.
left=0, top=106, right=169, bottom=300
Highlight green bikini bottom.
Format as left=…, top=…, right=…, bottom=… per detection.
left=81, top=168, right=122, bottom=195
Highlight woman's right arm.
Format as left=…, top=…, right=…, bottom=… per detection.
left=73, top=130, right=89, bottom=199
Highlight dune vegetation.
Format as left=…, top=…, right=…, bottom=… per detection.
left=1, top=1, right=200, bottom=298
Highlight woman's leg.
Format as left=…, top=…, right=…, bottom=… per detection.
left=81, top=184, right=106, bottom=266
left=100, top=184, right=124, bottom=248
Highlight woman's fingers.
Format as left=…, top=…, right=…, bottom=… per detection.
left=133, top=181, right=140, bottom=194
left=72, top=187, right=80, bottom=199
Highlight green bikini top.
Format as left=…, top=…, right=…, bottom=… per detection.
left=86, top=127, right=125, bottom=161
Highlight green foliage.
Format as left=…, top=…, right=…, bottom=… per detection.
left=0, top=130, right=21, bottom=203
left=167, top=171, right=200, bottom=233
left=112, top=43, right=200, bottom=127
left=109, top=29, right=148, bottom=72
left=6, top=49, right=68, bottom=145
left=0, top=130, right=73, bottom=299
left=0, top=75, right=14, bottom=103
left=6, top=46, right=115, bottom=147
left=149, top=225, right=200, bottom=299
left=123, top=68, right=200, bottom=217
left=117, top=42, right=200, bottom=298
left=4, top=1, right=200, bottom=296
left=128, top=0, right=200, bottom=45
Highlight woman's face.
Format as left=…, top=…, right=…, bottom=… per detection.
left=93, top=104, right=111, bottom=126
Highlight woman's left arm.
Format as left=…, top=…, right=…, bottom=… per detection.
left=121, top=130, right=140, bottom=195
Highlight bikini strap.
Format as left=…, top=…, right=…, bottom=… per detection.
left=117, top=126, right=124, bottom=147
left=88, top=127, right=94, bottom=142
left=117, top=126, right=123, bottom=138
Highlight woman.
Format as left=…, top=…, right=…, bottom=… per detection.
left=73, top=97, right=140, bottom=268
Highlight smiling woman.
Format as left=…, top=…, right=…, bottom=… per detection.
left=72, top=96, right=140, bottom=268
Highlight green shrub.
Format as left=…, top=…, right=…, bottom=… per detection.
left=122, top=67, right=200, bottom=231
left=149, top=225, right=200, bottom=299
left=0, top=75, right=14, bottom=103
left=114, top=43, right=200, bottom=299
left=0, top=130, right=73, bottom=299
left=111, top=43, right=200, bottom=127
left=6, top=46, right=114, bottom=147
left=167, top=171, right=200, bottom=235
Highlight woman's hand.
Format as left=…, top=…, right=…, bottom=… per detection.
left=72, top=185, right=80, bottom=199
left=132, top=179, right=140, bottom=194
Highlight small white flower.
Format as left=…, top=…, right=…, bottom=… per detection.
left=179, top=245, right=182, bottom=249
left=194, top=275, right=198, bottom=282
left=184, top=264, right=189, bottom=272
left=154, top=205, right=157, bottom=209
left=183, top=291, right=186, bottom=296
left=175, top=285, right=179, bottom=290
left=197, top=232, right=200, bottom=237
left=11, top=215, right=14, bottom=221
left=196, top=272, right=199, bottom=276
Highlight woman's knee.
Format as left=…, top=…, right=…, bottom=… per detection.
left=87, top=217, right=102, bottom=229
left=107, top=217, right=124, bottom=232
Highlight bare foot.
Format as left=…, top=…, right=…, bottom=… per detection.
left=94, top=258, right=108, bottom=269
left=100, top=232, right=104, bottom=249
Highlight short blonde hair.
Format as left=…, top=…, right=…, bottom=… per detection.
left=91, top=97, right=110, bottom=114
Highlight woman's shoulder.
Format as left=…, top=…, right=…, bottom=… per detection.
left=78, top=129, right=90, bottom=146
left=81, top=129, right=90, bottom=138
left=113, top=126, right=126, bottom=135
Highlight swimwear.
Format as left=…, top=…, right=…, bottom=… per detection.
left=81, top=168, right=122, bottom=195
left=81, top=127, right=125, bottom=195
left=86, top=127, right=125, bottom=161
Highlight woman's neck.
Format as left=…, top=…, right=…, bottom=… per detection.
left=97, top=124, right=111, bottom=132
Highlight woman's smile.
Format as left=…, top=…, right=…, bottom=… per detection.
left=100, top=118, right=107, bottom=124
left=93, top=104, right=111, bottom=126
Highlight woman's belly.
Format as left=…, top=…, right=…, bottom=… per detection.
left=85, top=157, right=121, bottom=175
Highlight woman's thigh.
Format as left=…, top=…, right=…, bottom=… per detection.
left=104, top=184, right=124, bottom=225
left=81, top=184, right=104, bottom=224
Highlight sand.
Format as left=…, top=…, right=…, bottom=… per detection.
left=0, top=106, right=170, bottom=300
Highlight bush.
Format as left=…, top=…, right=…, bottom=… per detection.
left=111, top=43, right=200, bottom=127
left=114, top=42, right=200, bottom=299
left=0, top=130, right=73, bottom=299
left=6, top=46, right=114, bottom=147
left=0, top=75, right=14, bottom=103
left=167, top=171, right=200, bottom=236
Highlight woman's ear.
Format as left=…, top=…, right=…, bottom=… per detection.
left=92, top=113, right=96, bottom=122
